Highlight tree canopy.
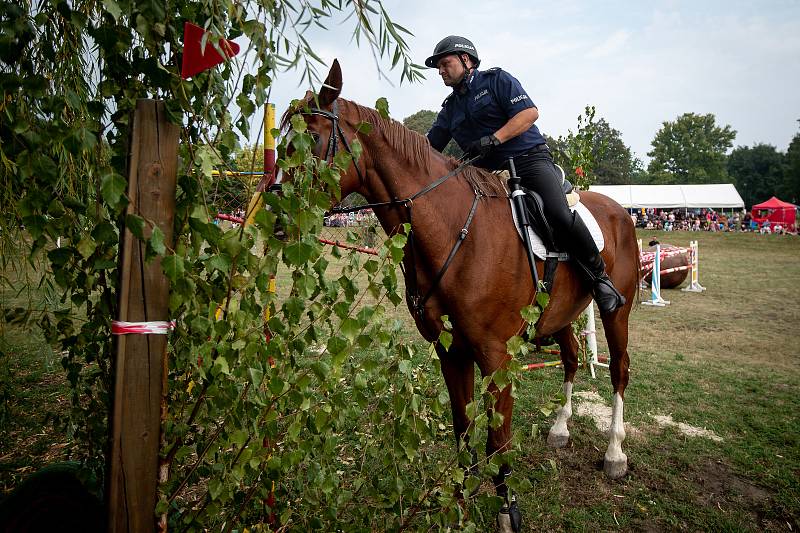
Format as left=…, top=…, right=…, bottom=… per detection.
left=647, top=112, right=736, bottom=184
left=727, top=143, right=785, bottom=207
left=590, top=119, right=641, bottom=185
left=782, top=122, right=800, bottom=203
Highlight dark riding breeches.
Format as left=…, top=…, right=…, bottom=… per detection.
left=507, top=145, right=626, bottom=313
left=510, top=147, right=589, bottom=253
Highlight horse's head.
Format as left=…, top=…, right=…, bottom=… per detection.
left=281, top=59, right=365, bottom=200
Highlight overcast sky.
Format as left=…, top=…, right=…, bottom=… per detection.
left=250, top=0, right=800, bottom=162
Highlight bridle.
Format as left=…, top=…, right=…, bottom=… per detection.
left=301, top=97, right=483, bottom=319
left=303, top=99, right=369, bottom=186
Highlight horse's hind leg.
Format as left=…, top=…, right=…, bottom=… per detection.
left=547, top=326, right=579, bottom=448
left=600, top=310, right=631, bottom=479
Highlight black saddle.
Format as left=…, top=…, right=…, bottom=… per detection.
left=520, top=178, right=574, bottom=253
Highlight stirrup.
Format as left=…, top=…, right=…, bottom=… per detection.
left=593, top=275, right=626, bottom=314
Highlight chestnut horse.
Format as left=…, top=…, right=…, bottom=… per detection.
left=284, top=60, right=638, bottom=531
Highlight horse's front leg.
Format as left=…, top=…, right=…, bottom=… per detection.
left=438, top=348, right=478, bottom=482
left=601, top=307, right=632, bottom=479
left=478, top=353, right=522, bottom=533
left=547, top=326, right=579, bottom=448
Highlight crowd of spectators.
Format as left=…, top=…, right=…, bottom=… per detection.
left=629, top=209, right=796, bottom=235
left=324, top=209, right=378, bottom=227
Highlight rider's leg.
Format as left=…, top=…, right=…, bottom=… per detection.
left=512, top=150, right=626, bottom=314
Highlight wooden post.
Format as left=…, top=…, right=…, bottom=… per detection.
left=108, top=99, right=179, bottom=533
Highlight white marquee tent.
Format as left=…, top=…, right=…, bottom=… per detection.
left=588, top=184, right=744, bottom=210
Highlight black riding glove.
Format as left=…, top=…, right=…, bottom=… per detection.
left=467, top=134, right=501, bottom=159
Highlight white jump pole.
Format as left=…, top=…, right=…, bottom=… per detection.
left=584, top=300, right=606, bottom=378
left=681, top=240, right=706, bottom=293
left=642, top=244, right=670, bottom=306
left=637, top=238, right=648, bottom=289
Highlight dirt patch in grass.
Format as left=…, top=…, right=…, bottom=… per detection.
left=554, top=443, right=615, bottom=505
left=695, top=459, right=769, bottom=507
left=692, top=459, right=796, bottom=532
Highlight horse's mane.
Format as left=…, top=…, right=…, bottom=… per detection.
left=344, top=100, right=507, bottom=197
left=281, top=96, right=507, bottom=198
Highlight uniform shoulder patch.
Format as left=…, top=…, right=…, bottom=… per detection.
left=441, top=94, right=452, bottom=107
left=484, top=67, right=502, bottom=74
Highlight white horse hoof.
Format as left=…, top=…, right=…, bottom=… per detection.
left=603, top=454, right=628, bottom=479
left=546, top=430, right=570, bottom=448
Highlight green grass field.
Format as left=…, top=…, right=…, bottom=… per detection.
left=2, top=229, right=798, bottom=531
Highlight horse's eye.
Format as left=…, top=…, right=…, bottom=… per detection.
left=310, top=132, right=320, bottom=143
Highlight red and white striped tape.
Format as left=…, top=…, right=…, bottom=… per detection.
left=112, top=320, right=176, bottom=335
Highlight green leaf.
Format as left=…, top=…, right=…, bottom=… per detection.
left=521, top=305, right=541, bottom=323
left=47, top=247, right=73, bottom=267
left=506, top=335, right=525, bottom=356
left=213, top=356, right=230, bottom=376
left=206, top=254, right=232, bottom=274
left=355, top=121, right=373, bottom=134
left=209, top=479, right=223, bottom=500
left=375, top=97, right=390, bottom=119
left=464, top=475, right=480, bottom=496
left=441, top=314, right=452, bottom=330
left=310, top=361, right=330, bottom=381
left=230, top=429, right=248, bottom=447
left=291, top=114, right=307, bottom=134
left=326, top=336, right=348, bottom=356
left=162, top=255, right=184, bottom=281
left=101, top=172, right=128, bottom=208
left=490, top=410, right=505, bottom=429
left=340, top=318, right=359, bottom=342
left=191, top=315, right=212, bottom=335
left=438, top=330, right=452, bottom=351
left=92, top=222, right=117, bottom=244
left=493, top=368, right=511, bottom=390
left=150, top=226, right=166, bottom=255
left=390, top=233, right=407, bottom=248
left=536, top=291, right=550, bottom=309
left=284, top=241, right=314, bottom=266
left=125, top=215, right=145, bottom=240
left=248, top=367, right=264, bottom=387
left=76, top=236, right=97, bottom=259
left=268, top=376, right=285, bottom=395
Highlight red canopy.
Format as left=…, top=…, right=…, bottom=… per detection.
left=751, top=196, right=797, bottom=230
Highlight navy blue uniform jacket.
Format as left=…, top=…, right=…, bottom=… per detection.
left=426, top=68, right=547, bottom=170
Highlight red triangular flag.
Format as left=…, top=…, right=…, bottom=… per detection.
left=181, top=22, right=240, bottom=79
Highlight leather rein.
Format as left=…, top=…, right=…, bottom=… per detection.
left=305, top=100, right=481, bottom=318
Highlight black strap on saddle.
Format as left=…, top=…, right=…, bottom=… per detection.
left=510, top=174, right=576, bottom=294
left=518, top=190, right=560, bottom=293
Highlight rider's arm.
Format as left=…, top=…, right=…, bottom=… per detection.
left=426, top=109, right=452, bottom=152
left=493, top=107, right=538, bottom=143
left=491, top=70, right=538, bottom=144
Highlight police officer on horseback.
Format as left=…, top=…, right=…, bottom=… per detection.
left=425, top=36, right=626, bottom=314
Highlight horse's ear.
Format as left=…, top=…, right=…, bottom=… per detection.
left=318, top=59, right=342, bottom=108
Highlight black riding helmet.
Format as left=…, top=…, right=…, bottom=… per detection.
left=424, top=35, right=480, bottom=68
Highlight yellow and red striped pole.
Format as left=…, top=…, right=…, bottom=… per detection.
left=257, top=104, right=279, bottom=520
left=245, top=103, right=276, bottom=226
left=264, top=103, right=277, bottom=188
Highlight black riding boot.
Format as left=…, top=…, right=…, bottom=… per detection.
left=563, top=214, right=626, bottom=314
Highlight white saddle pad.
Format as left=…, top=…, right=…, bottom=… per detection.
left=509, top=194, right=605, bottom=260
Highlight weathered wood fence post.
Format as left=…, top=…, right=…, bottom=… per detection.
left=108, top=99, right=179, bottom=533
